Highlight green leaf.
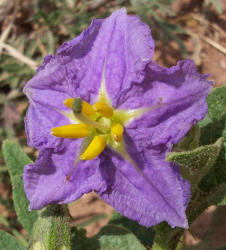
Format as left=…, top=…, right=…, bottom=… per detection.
left=71, top=215, right=149, bottom=250
left=184, top=87, right=226, bottom=225
left=95, top=224, right=146, bottom=250
left=209, top=183, right=226, bottom=206
left=1, top=63, right=25, bottom=73
left=0, top=230, right=26, bottom=250
left=151, top=223, right=184, bottom=250
left=205, top=86, right=226, bottom=121
left=167, top=138, right=223, bottom=192
left=109, top=212, right=155, bottom=248
left=30, top=205, right=71, bottom=250
left=71, top=227, right=98, bottom=250
left=199, top=86, right=226, bottom=193
left=2, top=140, right=38, bottom=233
left=0, top=196, right=14, bottom=210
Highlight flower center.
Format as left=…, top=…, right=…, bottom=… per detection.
left=51, top=98, right=124, bottom=160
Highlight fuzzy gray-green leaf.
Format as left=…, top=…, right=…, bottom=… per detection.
left=95, top=224, right=146, bottom=250
left=0, top=230, right=26, bottom=250
left=199, top=86, right=226, bottom=193
left=209, top=183, right=226, bottom=206
left=71, top=223, right=147, bottom=250
left=167, top=138, right=223, bottom=192
left=109, top=212, right=155, bottom=248
left=2, top=140, right=38, bottom=233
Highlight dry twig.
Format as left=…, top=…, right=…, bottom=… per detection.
left=0, top=42, right=38, bottom=70
left=0, top=0, right=20, bottom=55
left=0, top=23, right=14, bottom=55
left=87, top=0, right=109, bottom=10
left=201, top=36, right=226, bottom=55
left=192, top=14, right=226, bottom=39
left=185, top=29, right=226, bottom=55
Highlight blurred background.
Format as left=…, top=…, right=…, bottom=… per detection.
left=0, top=0, right=226, bottom=248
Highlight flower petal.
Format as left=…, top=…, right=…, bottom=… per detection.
left=23, top=19, right=103, bottom=150
left=101, top=9, right=155, bottom=107
left=24, top=103, right=70, bottom=150
left=57, top=8, right=154, bottom=106
left=24, top=9, right=154, bottom=149
left=97, top=142, right=190, bottom=228
left=122, top=60, right=213, bottom=146
left=23, top=139, right=107, bottom=210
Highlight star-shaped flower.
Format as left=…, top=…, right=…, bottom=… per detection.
left=23, top=9, right=212, bottom=228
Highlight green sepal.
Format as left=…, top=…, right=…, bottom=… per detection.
left=0, top=230, right=26, bottom=250
left=30, top=205, right=71, bottom=250
left=2, top=140, right=38, bottom=233
left=166, top=138, right=223, bottom=192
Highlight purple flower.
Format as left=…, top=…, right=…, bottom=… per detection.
left=23, top=9, right=212, bottom=229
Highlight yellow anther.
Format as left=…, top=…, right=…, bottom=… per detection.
left=111, top=123, right=124, bottom=142
left=63, top=98, right=74, bottom=109
left=63, top=98, right=96, bottom=117
left=93, top=101, right=114, bottom=118
left=80, top=135, right=106, bottom=160
left=82, top=101, right=96, bottom=117
left=51, top=124, right=90, bottom=138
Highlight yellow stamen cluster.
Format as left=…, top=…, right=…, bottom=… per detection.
left=51, top=98, right=124, bottom=160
